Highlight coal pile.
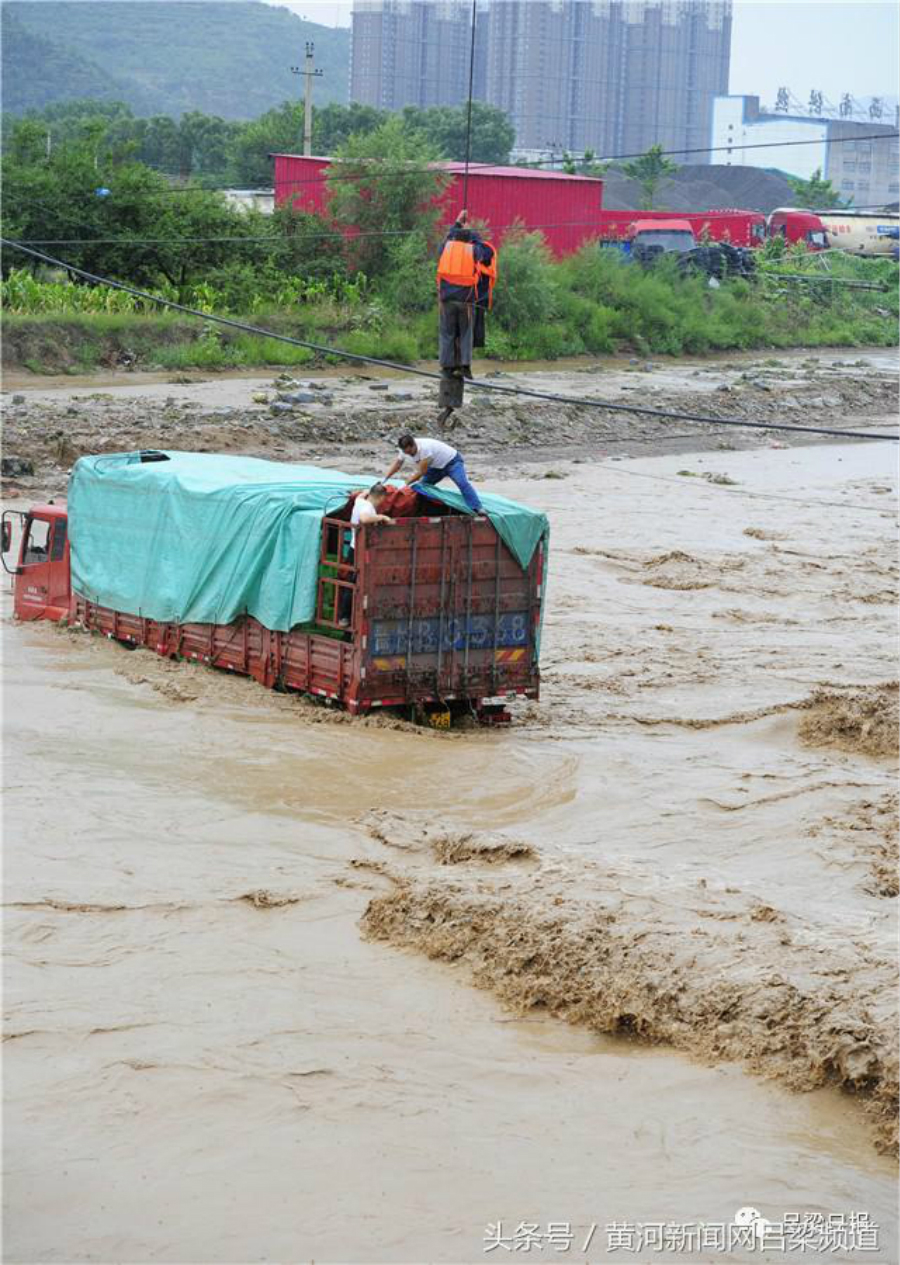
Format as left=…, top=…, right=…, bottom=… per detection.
left=602, top=163, right=797, bottom=213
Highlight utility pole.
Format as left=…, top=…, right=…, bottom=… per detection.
left=291, top=42, right=323, bottom=156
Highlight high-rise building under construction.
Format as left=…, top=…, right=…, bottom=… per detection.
left=350, top=0, right=487, bottom=111
left=350, top=1, right=732, bottom=160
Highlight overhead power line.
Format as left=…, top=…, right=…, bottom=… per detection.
left=461, top=0, right=478, bottom=210
left=13, top=211, right=899, bottom=251
left=2, top=240, right=896, bottom=447
left=7, top=217, right=656, bottom=246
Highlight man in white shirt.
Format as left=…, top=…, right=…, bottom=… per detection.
left=383, top=434, right=483, bottom=513
left=339, top=484, right=394, bottom=625
left=350, top=483, right=394, bottom=536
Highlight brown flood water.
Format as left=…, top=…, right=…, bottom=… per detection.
left=3, top=439, right=898, bottom=1263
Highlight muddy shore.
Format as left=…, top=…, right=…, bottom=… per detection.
left=2, top=348, right=897, bottom=497
left=3, top=349, right=899, bottom=1261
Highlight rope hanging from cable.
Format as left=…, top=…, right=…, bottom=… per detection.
left=462, top=0, right=478, bottom=212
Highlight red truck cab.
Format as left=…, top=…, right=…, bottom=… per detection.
left=2, top=503, right=71, bottom=621
left=627, top=218, right=697, bottom=253
left=766, top=208, right=828, bottom=250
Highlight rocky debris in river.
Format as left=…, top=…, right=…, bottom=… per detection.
left=236, top=889, right=304, bottom=909
left=677, top=469, right=739, bottom=485
left=362, top=810, right=536, bottom=865
left=2, top=456, right=35, bottom=477
left=277, top=390, right=334, bottom=406
left=3, top=364, right=895, bottom=478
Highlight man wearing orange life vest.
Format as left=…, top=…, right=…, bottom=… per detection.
left=436, top=210, right=496, bottom=380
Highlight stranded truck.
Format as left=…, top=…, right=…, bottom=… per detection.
left=3, top=451, right=548, bottom=726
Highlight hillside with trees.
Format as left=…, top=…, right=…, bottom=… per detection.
left=2, top=1, right=350, bottom=118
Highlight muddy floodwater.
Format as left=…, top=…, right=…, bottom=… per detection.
left=3, top=359, right=899, bottom=1262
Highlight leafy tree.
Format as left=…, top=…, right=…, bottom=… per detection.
left=266, top=204, right=346, bottom=281
left=7, top=101, right=240, bottom=184
left=9, top=96, right=518, bottom=192
left=10, top=98, right=135, bottom=144
left=4, top=116, right=49, bottom=166
left=561, top=148, right=607, bottom=176
left=491, top=228, right=559, bottom=331
left=313, top=103, right=386, bottom=155
left=226, top=102, right=305, bottom=187
left=2, top=116, right=266, bottom=289
left=174, top=112, right=242, bottom=181
left=786, top=167, right=849, bottom=210
left=327, top=117, right=449, bottom=277
left=401, top=102, right=515, bottom=164
left=621, top=144, right=678, bottom=210
left=130, top=115, right=181, bottom=173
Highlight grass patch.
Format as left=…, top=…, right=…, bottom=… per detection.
left=3, top=244, right=896, bottom=374
left=338, top=328, right=420, bottom=363
left=151, top=334, right=317, bottom=370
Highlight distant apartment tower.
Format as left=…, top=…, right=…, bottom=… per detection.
left=351, top=1, right=731, bottom=156
left=350, top=0, right=486, bottom=110
left=485, top=1, right=732, bottom=158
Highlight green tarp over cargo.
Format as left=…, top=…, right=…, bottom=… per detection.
left=68, top=451, right=549, bottom=633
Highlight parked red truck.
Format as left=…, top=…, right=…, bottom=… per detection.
left=3, top=452, right=548, bottom=726
left=765, top=208, right=828, bottom=249
left=597, top=209, right=766, bottom=248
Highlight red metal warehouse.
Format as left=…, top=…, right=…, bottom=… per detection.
left=272, top=153, right=605, bottom=257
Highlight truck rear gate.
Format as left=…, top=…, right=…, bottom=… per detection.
left=320, top=514, right=542, bottom=710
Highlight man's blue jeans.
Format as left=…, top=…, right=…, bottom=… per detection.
left=416, top=454, right=483, bottom=513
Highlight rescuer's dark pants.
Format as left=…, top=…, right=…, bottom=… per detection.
left=473, top=304, right=486, bottom=349
left=414, top=454, right=483, bottom=513
left=438, top=300, right=474, bottom=371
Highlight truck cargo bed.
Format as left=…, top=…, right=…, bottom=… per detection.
left=73, top=511, right=544, bottom=717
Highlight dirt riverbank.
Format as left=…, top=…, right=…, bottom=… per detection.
left=2, top=349, right=897, bottom=498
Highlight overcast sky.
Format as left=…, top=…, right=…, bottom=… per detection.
left=265, top=0, right=900, bottom=106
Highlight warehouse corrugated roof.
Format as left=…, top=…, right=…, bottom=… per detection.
left=271, top=154, right=600, bottom=182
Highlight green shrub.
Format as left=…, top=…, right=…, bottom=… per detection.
left=228, top=335, right=315, bottom=366
left=2, top=268, right=148, bottom=313
left=375, top=232, right=438, bottom=314
left=493, top=230, right=559, bottom=331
